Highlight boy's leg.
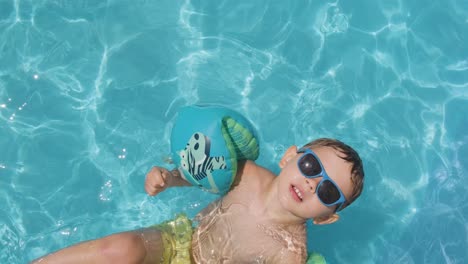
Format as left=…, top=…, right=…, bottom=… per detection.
left=30, top=227, right=164, bottom=264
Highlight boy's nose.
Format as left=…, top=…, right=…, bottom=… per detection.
left=305, top=178, right=317, bottom=193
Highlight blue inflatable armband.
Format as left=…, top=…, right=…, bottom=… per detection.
left=170, top=105, right=260, bottom=194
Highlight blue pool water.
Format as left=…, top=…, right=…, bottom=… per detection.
left=1, top=0, right=467, bottom=263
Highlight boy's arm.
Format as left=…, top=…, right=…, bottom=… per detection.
left=145, top=166, right=191, bottom=196
left=169, top=168, right=192, bottom=187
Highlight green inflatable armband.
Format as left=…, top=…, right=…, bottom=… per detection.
left=306, top=252, right=326, bottom=264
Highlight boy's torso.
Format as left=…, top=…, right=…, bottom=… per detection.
left=191, top=162, right=307, bottom=263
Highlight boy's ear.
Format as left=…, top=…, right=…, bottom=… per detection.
left=279, top=145, right=298, bottom=168
left=313, top=213, right=340, bottom=225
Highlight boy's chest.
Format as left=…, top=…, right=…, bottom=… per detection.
left=191, top=202, right=306, bottom=263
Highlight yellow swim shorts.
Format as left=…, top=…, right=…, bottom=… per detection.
left=152, top=214, right=193, bottom=264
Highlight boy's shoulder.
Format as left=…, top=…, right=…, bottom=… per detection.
left=234, top=160, right=276, bottom=187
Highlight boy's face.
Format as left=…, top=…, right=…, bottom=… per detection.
left=276, top=145, right=354, bottom=224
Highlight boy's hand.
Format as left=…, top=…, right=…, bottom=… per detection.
left=145, top=166, right=173, bottom=196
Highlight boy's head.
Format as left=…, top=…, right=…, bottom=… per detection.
left=277, top=138, right=364, bottom=224
left=301, top=138, right=365, bottom=210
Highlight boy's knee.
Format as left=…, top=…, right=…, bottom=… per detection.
left=99, top=233, right=147, bottom=263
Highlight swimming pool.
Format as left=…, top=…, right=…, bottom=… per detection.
left=1, top=0, right=467, bottom=263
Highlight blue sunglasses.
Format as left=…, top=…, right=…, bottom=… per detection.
left=297, top=148, right=347, bottom=212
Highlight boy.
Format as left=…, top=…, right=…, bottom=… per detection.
left=32, top=138, right=364, bottom=264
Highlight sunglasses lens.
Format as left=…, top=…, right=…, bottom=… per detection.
left=299, top=153, right=322, bottom=177
left=317, top=180, right=341, bottom=204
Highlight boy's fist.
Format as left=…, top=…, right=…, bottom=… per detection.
left=145, top=166, right=172, bottom=196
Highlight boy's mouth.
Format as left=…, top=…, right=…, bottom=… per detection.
left=290, top=185, right=303, bottom=202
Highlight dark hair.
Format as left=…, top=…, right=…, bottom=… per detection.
left=302, top=138, right=365, bottom=210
